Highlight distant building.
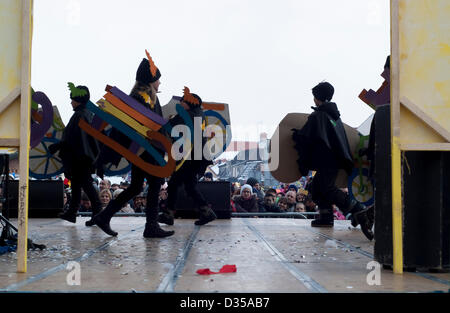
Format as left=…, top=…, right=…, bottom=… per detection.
left=216, top=133, right=279, bottom=187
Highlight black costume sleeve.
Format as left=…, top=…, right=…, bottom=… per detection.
left=292, top=110, right=353, bottom=175
left=292, top=112, right=323, bottom=176
left=59, top=107, right=99, bottom=175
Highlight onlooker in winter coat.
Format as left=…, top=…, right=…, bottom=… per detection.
left=261, top=193, right=282, bottom=213
left=233, top=184, right=259, bottom=213
left=99, top=189, right=112, bottom=209
left=246, top=177, right=265, bottom=209
left=285, top=191, right=297, bottom=212
left=278, top=197, right=289, bottom=212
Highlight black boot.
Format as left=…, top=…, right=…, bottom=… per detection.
left=158, top=212, right=174, bottom=226
left=143, top=222, right=174, bottom=238
left=59, top=209, right=77, bottom=223
left=85, top=208, right=101, bottom=227
left=311, top=212, right=334, bottom=227
left=85, top=217, right=96, bottom=227
left=92, top=201, right=120, bottom=236
left=351, top=214, right=358, bottom=227
left=351, top=205, right=374, bottom=229
left=195, top=205, right=217, bottom=226
left=348, top=200, right=374, bottom=241
left=93, top=212, right=118, bottom=236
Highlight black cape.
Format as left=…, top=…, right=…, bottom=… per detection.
left=292, top=102, right=353, bottom=176
left=58, top=103, right=99, bottom=177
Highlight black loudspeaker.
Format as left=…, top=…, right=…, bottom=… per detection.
left=373, top=105, right=450, bottom=271
left=174, top=181, right=231, bottom=219
left=402, top=151, right=450, bottom=270
left=7, top=180, right=64, bottom=218
left=373, top=105, right=393, bottom=266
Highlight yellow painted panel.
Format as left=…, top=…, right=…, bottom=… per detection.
left=0, top=99, right=20, bottom=139
left=399, top=106, right=447, bottom=144
left=391, top=137, right=403, bottom=274
left=0, top=0, right=22, bottom=139
left=399, top=0, right=450, bottom=141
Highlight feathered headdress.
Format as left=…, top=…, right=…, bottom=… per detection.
left=68, top=82, right=90, bottom=104
left=182, top=86, right=201, bottom=106
left=136, top=50, right=161, bottom=84
left=145, top=49, right=158, bottom=77
left=68, top=82, right=88, bottom=97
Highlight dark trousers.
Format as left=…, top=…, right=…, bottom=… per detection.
left=311, top=168, right=351, bottom=215
left=167, top=162, right=207, bottom=211
left=109, top=164, right=163, bottom=223
left=68, top=165, right=101, bottom=215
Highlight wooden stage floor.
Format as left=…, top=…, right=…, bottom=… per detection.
left=1, top=217, right=449, bottom=293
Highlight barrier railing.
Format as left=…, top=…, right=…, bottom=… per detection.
left=77, top=212, right=319, bottom=219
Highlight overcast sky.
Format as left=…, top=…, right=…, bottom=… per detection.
left=31, top=0, right=390, bottom=141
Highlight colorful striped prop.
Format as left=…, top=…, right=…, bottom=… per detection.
left=78, top=85, right=176, bottom=178
left=29, top=85, right=232, bottom=179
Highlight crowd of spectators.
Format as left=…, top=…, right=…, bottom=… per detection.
left=230, top=177, right=347, bottom=220
left=63, top=177, right=168, bottom=215
left=60, top=174, right=347, bottom=220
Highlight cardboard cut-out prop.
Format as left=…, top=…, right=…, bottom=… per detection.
left=86, top=96, right=166, bottom=166
left=162, top=96, right=232, bottom=160
left=89, top=113, right=133, bottom=177
left=102, top=153, right=132, bottom=176
left=29, top=82, right=226, bottom=179
left=171, top=102, right=194, bottom=171
left=359, top=68, right=390, bottom=109
left=79, top=89, right=176, bottom=178
left=29, top=105, right=64, bottom=179
left=28, top=41, right=232, bottom=180
left=155, top=88, right=197, bottom=171
left=30, top=90, right=54, bottom=149
left=106, top=85, right=166, bottom=127
left=28, top=92, right=130, bottom=178
left=97, top=98, right=154, bottom=138
left=268, top=113, right=360, bottom=188
left=28, top=82, right=174, bottom=179
left=347, top=134, right=374, bottom=206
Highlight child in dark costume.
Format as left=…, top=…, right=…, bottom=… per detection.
left=158, top=87, right=217, bottom=226
left=292, top=82, right=374, bottom=240
left=359, top=56, right=391, bottom=227
left=93, top=51, right=174, bottom=238
left=49, top=85, right=102, bottom=226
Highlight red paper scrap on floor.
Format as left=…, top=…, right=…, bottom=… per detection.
left=196, top=264, right=237, bottom=275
